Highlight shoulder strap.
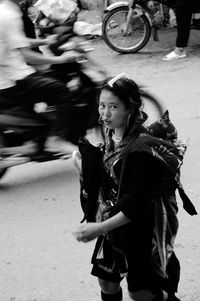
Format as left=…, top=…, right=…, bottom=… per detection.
left=117, top=133, right=138, bottom=201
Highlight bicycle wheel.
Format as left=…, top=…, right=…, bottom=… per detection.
left=102, top=6, right=151, bottom=53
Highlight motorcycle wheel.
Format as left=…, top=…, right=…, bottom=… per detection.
left=102, top=6, right=151, bottom=53
left=0, top=132, right=8, bottom=180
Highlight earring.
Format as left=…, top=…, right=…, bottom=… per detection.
left=98, top=116, right=103, bottom=125
left=125, top=113, right=131, bottom=129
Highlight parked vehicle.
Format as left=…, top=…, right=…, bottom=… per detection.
left=102, top=0, right=200, bottom=53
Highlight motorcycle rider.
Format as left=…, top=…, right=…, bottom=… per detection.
left=19, top=0, right=52, bottom=54
left=0, top=0, right=83, bottom=156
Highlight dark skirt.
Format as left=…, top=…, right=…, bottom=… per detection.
left=91, top=234, right=180, bottom=294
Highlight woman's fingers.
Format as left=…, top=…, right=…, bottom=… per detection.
left=73, top=232, right=89, bottom=242
left=73, top=223, right=99, bottom=242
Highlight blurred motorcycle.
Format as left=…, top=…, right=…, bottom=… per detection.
left=0, top=38, right=106, bottom=182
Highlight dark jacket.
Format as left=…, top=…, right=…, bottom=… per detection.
left=175, top=0, right=199, bottom=10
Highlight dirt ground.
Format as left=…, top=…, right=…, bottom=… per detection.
left=1, top=8, right=200, bottom=301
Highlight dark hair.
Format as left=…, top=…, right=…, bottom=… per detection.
left=99, top=75, right=165, bottom=136
left=101, top=76, right=142, bottom=119
left=98, top=75, right=147, bottom=139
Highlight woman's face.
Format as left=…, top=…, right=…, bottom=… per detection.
left=98, top=89, right=130, bottom=132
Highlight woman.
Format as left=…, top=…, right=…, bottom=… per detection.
left=74, top=73, right=196, bottom=301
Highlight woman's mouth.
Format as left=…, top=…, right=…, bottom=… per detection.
left=103, top=120, right=112, bottom=126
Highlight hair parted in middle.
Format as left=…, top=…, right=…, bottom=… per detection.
left=102, top=74, right=142, bottom=112
left=99, top=73, right=165, bottom=137
left=101, top=73, right=143, bottom=120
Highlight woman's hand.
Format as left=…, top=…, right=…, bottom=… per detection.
left=73, top=222, right=103, bottom=243
left=73, top=212, right=131, bottom=243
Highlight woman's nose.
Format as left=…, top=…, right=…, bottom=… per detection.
left=104, top=107, right=111, bottom=117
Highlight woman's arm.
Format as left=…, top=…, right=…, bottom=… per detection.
left=115, top=153, right=163, bottom=221
left=101, top=211, right=131, bottom=233
left=74, top=212, right=131, bottom=242
left=74, top=153, right=163, bottom=243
